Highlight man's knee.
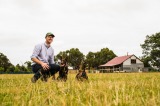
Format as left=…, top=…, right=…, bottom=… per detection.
left=32, top=64, right=42, bottom=73
left=49, top=64, right=60, bottom=74
left=50, top=64, right=60, bottom=71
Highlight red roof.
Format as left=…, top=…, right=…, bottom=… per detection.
left=100, top=55, right=133, bottom=67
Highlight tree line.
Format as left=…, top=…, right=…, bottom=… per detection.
left=0, top=53, right=32, bottom=73
left=0, top=47, right=116, bottom=73
left=54, top=48, right=116, bottom=70
left=0, top=32, right=160, bottom=73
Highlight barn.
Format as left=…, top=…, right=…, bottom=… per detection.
left=99, top=54, right=144, bottom=73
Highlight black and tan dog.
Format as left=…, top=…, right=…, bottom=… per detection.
left=57, top=59, right=68, bottom=82
left=76, top=61, right=88, bottom=81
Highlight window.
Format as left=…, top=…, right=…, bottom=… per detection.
left=131, top=59, right=136, bottom=64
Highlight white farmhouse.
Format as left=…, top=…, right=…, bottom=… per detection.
left=99, top=54, right=144, bottom=72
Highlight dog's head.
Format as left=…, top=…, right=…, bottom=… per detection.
left=59, top=56, right=67, bottom=65
left=61, top=59, right=67, bottom=65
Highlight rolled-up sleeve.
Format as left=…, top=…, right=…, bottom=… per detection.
left=30, top=44, right=41, bottom=59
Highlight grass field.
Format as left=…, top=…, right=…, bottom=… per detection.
left=0, top=73, right=160, bottom=106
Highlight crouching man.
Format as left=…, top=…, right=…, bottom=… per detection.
left=30, top=32, right=60, bottom=83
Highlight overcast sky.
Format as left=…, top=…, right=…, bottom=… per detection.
left=0, top=0, right=160, bottom=65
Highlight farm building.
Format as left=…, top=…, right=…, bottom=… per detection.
left=99, top=54, right=144, bottom=73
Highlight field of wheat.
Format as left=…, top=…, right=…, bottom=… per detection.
left=0, top=73, right=160, bottom=106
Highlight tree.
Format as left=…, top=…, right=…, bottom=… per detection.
left=86, top=52, right=95, bottom=70
left=24, top=61, right=32, bottom=68
left=86, top=48, right=116, bottom=69
left=6, top=65, right=15, bottom=73
left=56, top=48, right=84, bottom=69
left=21, top=65, right=28, bottom=72
left=99, top=48, right=116, bottom=65
left=56, top=50, right=70, bottom=65
left=54, top=56, right=58, bottom=63
left=14, top=67, right=20, bottom=73
left=69, top=48, right=84, bottom=69
left=56, top=51, right=69, bottom=61
left=0, top=52, right=12, bottom=72
left=140, top=56, right=151, bottom=67
left=141, top=32, right=160, bottom=69
left=0, top=67, right=4, bottom=73
left=24, top=61, right=32, bottom=72
left=93, top=51, right=100, bottom=69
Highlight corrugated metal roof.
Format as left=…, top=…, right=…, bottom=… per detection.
left=100, top=55, right=133, bottom=67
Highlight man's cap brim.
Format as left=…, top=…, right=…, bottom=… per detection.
left=46, top=33, right=55, bottom=37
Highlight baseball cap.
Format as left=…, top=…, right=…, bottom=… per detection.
left=45, top=32, right=55, bottom=38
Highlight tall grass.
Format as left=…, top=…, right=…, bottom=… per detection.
left=0, top=73, right=160, bottom=106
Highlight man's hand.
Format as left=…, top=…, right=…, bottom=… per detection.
left=31, top=58, right=50, bottom=71
left=41, top=62, right=50, bottom=70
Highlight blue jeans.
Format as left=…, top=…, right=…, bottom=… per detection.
left=32, top=64, right=60, bottom=79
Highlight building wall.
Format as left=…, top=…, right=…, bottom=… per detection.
left=123, top=63, right=144, bottom=72
left=123, top=58, right=131, bottom=65
left=123, top=55, right=144, bottom=72
left=123, top=55, right=143, bottom=65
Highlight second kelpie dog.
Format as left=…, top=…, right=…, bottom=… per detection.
left=76, top=61, right=88, bottom=81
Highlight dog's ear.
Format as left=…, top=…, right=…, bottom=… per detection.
left=64, top=57, right=68, bottom=62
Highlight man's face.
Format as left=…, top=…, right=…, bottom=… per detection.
left=45, top=36, right=54, bottom=44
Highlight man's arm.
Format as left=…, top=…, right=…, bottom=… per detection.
left=31, top=58, right=49, bottom=70
left=31, top=44, right=49, bottom=70
left=49, top=48, right=55, bottom=64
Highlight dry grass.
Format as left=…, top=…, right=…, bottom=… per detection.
left=0, top=73, right=160, bottom=106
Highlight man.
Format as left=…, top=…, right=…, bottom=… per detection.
left=30, top=32, right=60, bottom=83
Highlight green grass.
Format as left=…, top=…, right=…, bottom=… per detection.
left=0, top=73, right=160, bottom=106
